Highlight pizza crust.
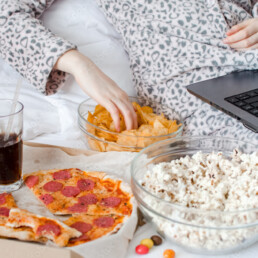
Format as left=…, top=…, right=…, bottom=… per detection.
left=6, top=208, right=81, bottom=247
left=0, top=225, right=39, bottom=242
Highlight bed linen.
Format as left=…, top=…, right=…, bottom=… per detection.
left=0, top=0, right=257, bottom=257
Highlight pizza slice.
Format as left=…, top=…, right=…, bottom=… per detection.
left=64, top=213, right=125, bottom=246
left=6, top=208, right=81, bottom=247
left=0, top=193, right=37, bottom=242
left=23, top=168, right=105, bottom=214
left=23, top=169, right=133, bottom=216
left=0, top=193, right=17, bottom=224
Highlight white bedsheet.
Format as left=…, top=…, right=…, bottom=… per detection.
left=0, top=0, right=257, bottom=257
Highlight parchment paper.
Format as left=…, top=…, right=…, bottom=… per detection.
left=11, top=143, right=138, bottom=258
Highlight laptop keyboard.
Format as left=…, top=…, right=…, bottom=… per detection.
left=225, top=89, right=258, bottom=117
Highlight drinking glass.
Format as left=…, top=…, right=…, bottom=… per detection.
left=0, top=99, right=23, bottom=192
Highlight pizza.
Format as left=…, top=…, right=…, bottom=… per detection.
left=64, top=213, right=125, bottom=246
left=0, top=193, right=17, bottom=224
left=0, top=192, right=81, bottom=246
left=0, top=193, right=36, bottom=242
left=6, top=208, right=81, bottom=247
left=0, top=168, right=134, bottom=248
left=23, top=168, right=133, bottom=216
left=23, top=168, right=134, bottom=245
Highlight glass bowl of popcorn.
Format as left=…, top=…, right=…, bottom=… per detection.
left=131, top=136, right=258, bottom=255
left=78, top=97, right=183, bottom=152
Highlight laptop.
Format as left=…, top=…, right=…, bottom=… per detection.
left=187, top=70, right=258, bottom=133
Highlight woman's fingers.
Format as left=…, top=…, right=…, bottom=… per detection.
left=226, top=19, right=251, bottom=36
left=103, top=101, right=121, bottom=132
left=115, top=98, right=138, bottom=130
left=224, top=18, right=258, bottom=49
left=226, top=32, right=258, bottom=49
left=101, top=95, right=138, bottom=132
left=224, top=26, right=256, bottom=44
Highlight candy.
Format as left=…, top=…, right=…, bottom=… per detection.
left=150, top=235, right=162, bottom=246
left=163, top=249, right=175, bottom=258
left=140, top=238, right=154, bottom=249
left=135, top=244, right=149, bottom=255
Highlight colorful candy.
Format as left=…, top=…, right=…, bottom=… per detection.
left=140, top=238, right=154, bottom=249
left=163, top=249, right=175, bottom=258
left=135, top=234, right=164, bottom=255
left=135, top=244, right=149, bottom=255
left=150, top=235, right=162, bottom=246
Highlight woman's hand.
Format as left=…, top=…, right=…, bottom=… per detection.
left=55, top=49, right=138, bottom=132
left=223, top=18, right=258, bottom=50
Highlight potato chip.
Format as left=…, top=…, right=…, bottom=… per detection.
left=93, top=104, right=106, bottom=115
left=116, top=131, right=138, bottom=146
left=86, top=102, right=181, bottom=152
left=141, top=106, right=153, bottom=113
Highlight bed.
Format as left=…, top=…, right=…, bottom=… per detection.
left=0, top=0, right=257, bottom=257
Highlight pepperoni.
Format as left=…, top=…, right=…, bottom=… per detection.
left=25, top=175, right=39, bottom=188
left=61, top=186, right=80, bottom=197
left=77, top=179, right=95, bottom=191
left=36, top=223, right=61, bottom=236
left=78, top=194, right=98, bottom=205
left=100, top=197, right=121, bottom=207
left=70, top=234, right=90, bottom=243
left=43, top=181, right=63, bottom=192
left=39, top=194, right=54, bottom=205
left=93, top=217, right=115, bottom=228
left=68, top=203, right=88, bottom=213
left=0, top=193, right=7, bottom=205
left=70, top=222, right=93, bottom=233
left=53, top=170, right=71, bottom=180
left=0, top=207, right=10, bottom=217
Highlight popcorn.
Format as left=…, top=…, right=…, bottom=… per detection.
left=141, top=150, right=258, bottom=251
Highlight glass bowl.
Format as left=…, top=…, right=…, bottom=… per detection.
left=78, top=97, right=183, bottom=152
left=131, top=136, right=258, bottom=255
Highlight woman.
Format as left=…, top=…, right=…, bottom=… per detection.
left=0, top=0, right=258, bottom=140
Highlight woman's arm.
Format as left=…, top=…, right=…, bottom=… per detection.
left=0, top=0, right=137, bottom=130
left=55, top=50, right=138, bottom=131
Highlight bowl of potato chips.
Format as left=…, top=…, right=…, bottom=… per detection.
left=78, top=97, right=183, bottom=152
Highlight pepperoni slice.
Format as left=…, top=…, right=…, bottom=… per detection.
left=69, top=234, right=90, bottom=243
left=77, top=179, right=95, bottom=191
left=93, top=217, right=115, bottom=228
left=78, top=194, right=98, bottom=205
left=70, top=222, right=93, bottom=233
left=100, top=197, right=121, bottom=207
left=25, top=175, right=39, bottom=188
left=53, top=170, right=71, bottom=180
left=43, top=181, right=63, bottom=192
left=61, top=186, right=80, bottom=197
left=36, top=223, right=61, bottom=236
left=0, top=193, right=7, bottom=205
left=39, top=194, right=54, bottom=205
left=0, top=207, right=10, bottom=217
left=68, top=203, right=88, bottom=213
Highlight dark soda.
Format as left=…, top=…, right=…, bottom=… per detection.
left=0, top=134, right=22, bottom=185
